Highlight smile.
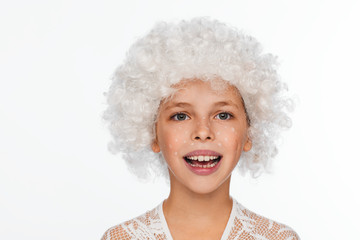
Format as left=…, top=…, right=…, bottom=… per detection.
left=183, top=150, right=222, bottom=173
left=184, top=155, right=222, bottom=168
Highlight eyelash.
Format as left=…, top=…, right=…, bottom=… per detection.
left=215, top=112, right=233, bottom=120
left=170, top=112, right=233, bottom=121
left=170, top=112, right=189, bottom=121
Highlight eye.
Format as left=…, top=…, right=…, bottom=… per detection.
left=171, top=113, right=189, bottom=121
left=216, top=112, right=232, bottom=120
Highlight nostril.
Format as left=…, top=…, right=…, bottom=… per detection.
left=194, top=136, right=212, bottom=140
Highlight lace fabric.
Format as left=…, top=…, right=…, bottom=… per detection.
left=101, top=199, right=299, bottom=240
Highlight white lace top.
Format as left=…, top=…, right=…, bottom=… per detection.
left=101, top=199, right=299, bottom=240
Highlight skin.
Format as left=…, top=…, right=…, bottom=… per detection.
left=152, top=79, right=252, bottom=240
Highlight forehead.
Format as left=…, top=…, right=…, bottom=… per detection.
left=161, top=79, right=243, bottom=108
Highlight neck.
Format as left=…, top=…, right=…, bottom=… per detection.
left=163, top=173, right=233, bottom=221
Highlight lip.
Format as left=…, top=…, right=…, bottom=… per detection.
left=183, top=149, right=222, bottom=176
left=184, top=149, right=222, bottom=157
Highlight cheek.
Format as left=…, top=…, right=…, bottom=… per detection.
left=216, top=128, right=243, bottom=149
left=158, top=125, right=187, bottom=154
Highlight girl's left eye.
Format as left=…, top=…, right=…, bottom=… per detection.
left=216, top=112, right=232, bottom=120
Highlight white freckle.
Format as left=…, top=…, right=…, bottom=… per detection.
left=225, top=126, right=228, bottom=128
left=190, top=142, right=194, bottom=146
left=205, top=126, right=209, bottom=130
left=183, top=140, right=187, bottom=143
left=202, top=116, right=206, bottom=119
left=217, top=131, right=221, bottom=135
left=224, top=137, right=228, bottom=142
left=218, top=142, right=222, bottom=146
left=185, top=130, right=189, bottom=134
left=175, top=138, right=178, bottom=142
left=174, top=152, right=178, bottom=155
left=168, top=144, right=172, bottom=149
left=231, top=127, right=235, bottom=132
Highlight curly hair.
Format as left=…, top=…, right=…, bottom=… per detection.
left=103, top=17, right=293, bottom=179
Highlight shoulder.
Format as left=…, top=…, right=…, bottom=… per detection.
left=232, top=201, right=300, bottom=240
left=101, top=223, right=131, bottom=240
left=101, top=204, right=165, bottom=240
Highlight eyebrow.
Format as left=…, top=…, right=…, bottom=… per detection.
left=213, top=101, right=241, bottom=109
left=164, top=101, right=241, bottom=111
left=164, top=102, right=192, bottom=111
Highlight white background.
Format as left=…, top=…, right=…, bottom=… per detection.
left=1, top=0, right=359, bottom=239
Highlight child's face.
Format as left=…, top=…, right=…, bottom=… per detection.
left=152, top=79, right=252, bottom=194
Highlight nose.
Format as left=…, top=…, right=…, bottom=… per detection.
left=191, top=119, right=215, bottom=141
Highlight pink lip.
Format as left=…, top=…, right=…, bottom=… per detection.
left=184, top=149, right=222, bottom=157
left=183, top=149, right=222, bottom=176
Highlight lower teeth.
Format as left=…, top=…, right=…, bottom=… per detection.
left=189, top=162, right=217, bottom=168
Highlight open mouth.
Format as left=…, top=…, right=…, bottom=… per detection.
left=183, top=155, right=222, bottom=168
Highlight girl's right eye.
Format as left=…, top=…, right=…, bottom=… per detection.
left=171, top=113, right=189, bottom=121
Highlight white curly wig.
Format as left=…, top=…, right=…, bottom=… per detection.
left=103, top=17, right=293, bottom=179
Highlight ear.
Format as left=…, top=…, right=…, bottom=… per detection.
left=243, top=137, right=252, bottom=152
left=151, top=140, right=160, bottom=153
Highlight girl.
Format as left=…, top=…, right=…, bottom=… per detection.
left=102, top=17, right=299, bottom=240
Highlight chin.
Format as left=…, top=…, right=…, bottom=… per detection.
left=183, top=177, right=229, bottom=195
left=168, top=163, right=232, bottom=195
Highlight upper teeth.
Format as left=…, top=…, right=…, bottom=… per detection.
left=186, top=156, right=219, bottom=161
